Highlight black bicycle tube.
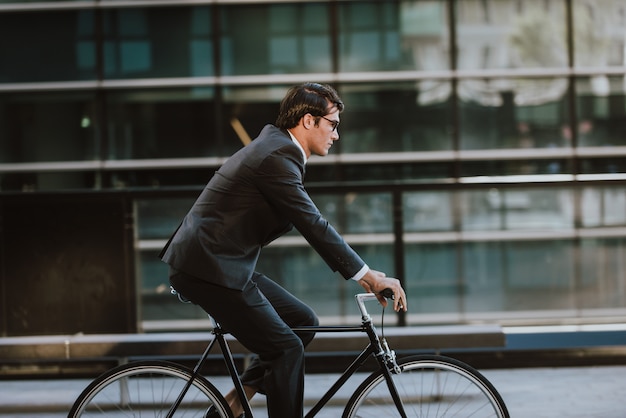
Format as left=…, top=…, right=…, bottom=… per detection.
left=166, top=335, right=219, bottom=418
left=218, top=334, right=254, bottom=418
left=305, top=343, right=376, bottom=418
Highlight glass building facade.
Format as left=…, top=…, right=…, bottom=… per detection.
left=1, top=0, right=625, bottom=329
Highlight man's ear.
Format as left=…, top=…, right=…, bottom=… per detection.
left=302, top=113, right=316, bottom=130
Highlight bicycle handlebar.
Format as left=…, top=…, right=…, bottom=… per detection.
left=355, top=288, right=394, bottom=320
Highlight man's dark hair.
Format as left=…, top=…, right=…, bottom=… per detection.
left=275, top=82, right=344, bottom=129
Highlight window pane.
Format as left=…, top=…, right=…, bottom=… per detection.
left=310, top=192, right=392, bottom=234
left=136, top=198, right=195, bottom=240
left=580, top=237, right=626, bottom=310
left=103, top=6, right=213, bottom=79
left=581, top=186, right=626, bottom=227
left=465, top=240, right=576, bottom=313
left=461, top=188, right=574, bottom=231
left=456, top=0, right=567, bottom=70
left=339, top=2, right=434, bottom=72
left=105, top=87, right=216, bottom=160
left=136, top=198, right=203, bottom=322
left=575, top=76, right=626, bottom=147
left=220, top=3, right=331, bottom=76
left=309, top=194, right=343, bottom=231
left=0, top=0, right=82, bottom=2
left=580, top=157, right=626, bottom=175
left=0, top=171, right=98, bottom=192
left=459, top=78, right=569, bottom=150
left=405, top=242, right=459, bottom=315
left=463, top=242, right=507, bottom=313
left=340, top=83, right=453, bottom=152
left=502, top=240, right=575, bottom=311
left=0, top=91, right=98, bottom=163
left=221, top=85, right=285, bottom=156
left=403, top=191, right=453, bottom=232
left=0, top=10, right=96, bottom=82
left=573, top=0, right=626, bottom=68
left=341, top=162, right=454, bottom=182
left=461, top=159, right=573, bottom=177
left=398, top=0, right=449, bottom=71
left=345, top=193, right=392, bottom=234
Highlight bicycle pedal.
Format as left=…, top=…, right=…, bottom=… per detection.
left=203, top=406, right=219, bottom=418
left=204, top=406, right=244, bottom=418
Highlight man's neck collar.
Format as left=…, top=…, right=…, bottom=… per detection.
left=287, top=129, right=307, bottom=163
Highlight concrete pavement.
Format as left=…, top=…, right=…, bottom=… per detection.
left=1, top=365, right=625, bottom=417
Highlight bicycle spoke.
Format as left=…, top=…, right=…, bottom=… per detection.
left=69, top=361, right=231, bottom=417
left=343, top=355, right=509, bottom=418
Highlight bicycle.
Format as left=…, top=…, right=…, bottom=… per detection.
left=69, top=290, right=509, bottom=417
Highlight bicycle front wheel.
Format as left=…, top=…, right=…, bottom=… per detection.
left=69, top=360, right=232, bottom=417
left=343, top=354, right=509, bottom=418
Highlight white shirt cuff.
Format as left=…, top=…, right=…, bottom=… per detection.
left=350, top=264, right=369, bottom=281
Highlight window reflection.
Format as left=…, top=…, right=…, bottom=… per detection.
left=0, top=172, right=97, bottom=192
left=398, top=1, right=449, bottom=71
left=339, top=1, right=428, bottom=72
left=345, top=193, right=392, bottom=233
left=0, top=91, right=97, bottom=163
left=105, top=88, right=216, bottom=160
left=103, top=6, right=213, bottom=79
left=220, top=3, right=331, bottom=76
left=581, top=186, right=626, bottom=227
left=461, top=159, right=573, bottom=177
left=461, top=188, right=574, bottom=231
left=459, top=78, right=569, bottom=150
left=0, top=10, right=96, bottom=83
left=580, top=237, right=626, bottom=309
left=456, top=0, right=567, bottom=70
left=573, top=0, right=626, bottom=68
left=310, top=193, right=392, bottom=234
left=575, top=76, right=626, bottom=147
left=136, top=198, right=195, bottom=240
left=404, top=242, right=459, bottom=315
left=580, top=157, right=626, bottom=175
left=341, top=162, right=454, bottom=182
left=403, top=191, right=453, bottom=232
left=467, top=240, right=576, bottom=311
left=340, top=83, right=453, bottom=152
left=221, top=85, right=285, bottom=156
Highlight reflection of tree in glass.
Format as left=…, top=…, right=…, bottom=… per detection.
left=508, top=9, right=567, bottom=68
left=508, top=4, right=610, bottom=68
left=506, top=9, right=570, bottom=106
left=571, top=3, right=610, bottom=67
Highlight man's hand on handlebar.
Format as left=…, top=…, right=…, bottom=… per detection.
left=357, top=269, right=407, bottom=312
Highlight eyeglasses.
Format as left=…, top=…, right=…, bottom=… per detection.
left=320, top=116, right=340, bottom=132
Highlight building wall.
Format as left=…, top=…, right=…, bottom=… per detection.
left=1, top=0, right=625, bottom=333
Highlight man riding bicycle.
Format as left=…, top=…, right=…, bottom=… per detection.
left=161, top=82, right=407, bottom=418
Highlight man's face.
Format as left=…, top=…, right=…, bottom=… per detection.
left=308, top=108, right=340, bottom=157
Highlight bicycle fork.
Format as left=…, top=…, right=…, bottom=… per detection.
left=368, top=325, right=408, bottom=418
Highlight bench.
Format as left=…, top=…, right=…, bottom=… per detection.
left=0, top=325, right=505, bottom=377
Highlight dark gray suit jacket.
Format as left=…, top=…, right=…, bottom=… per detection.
left=160, top=124, right=365, bottom=290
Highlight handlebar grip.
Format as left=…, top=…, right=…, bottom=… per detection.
left=380, top=288, right=394, bottom=299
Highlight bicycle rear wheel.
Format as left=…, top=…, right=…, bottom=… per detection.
left=343, top=354, right=509, bottom=418
left=69, top=360, right=232, bottom=417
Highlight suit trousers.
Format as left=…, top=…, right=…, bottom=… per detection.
left=169, top=268, right=319, bottom=418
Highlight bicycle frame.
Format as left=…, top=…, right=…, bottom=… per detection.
left=168, top=293, right=407, bottom=418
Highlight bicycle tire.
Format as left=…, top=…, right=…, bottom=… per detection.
left=68, top=360, right=232, bottom=417
left=343, top=354, right=509, bottom=418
